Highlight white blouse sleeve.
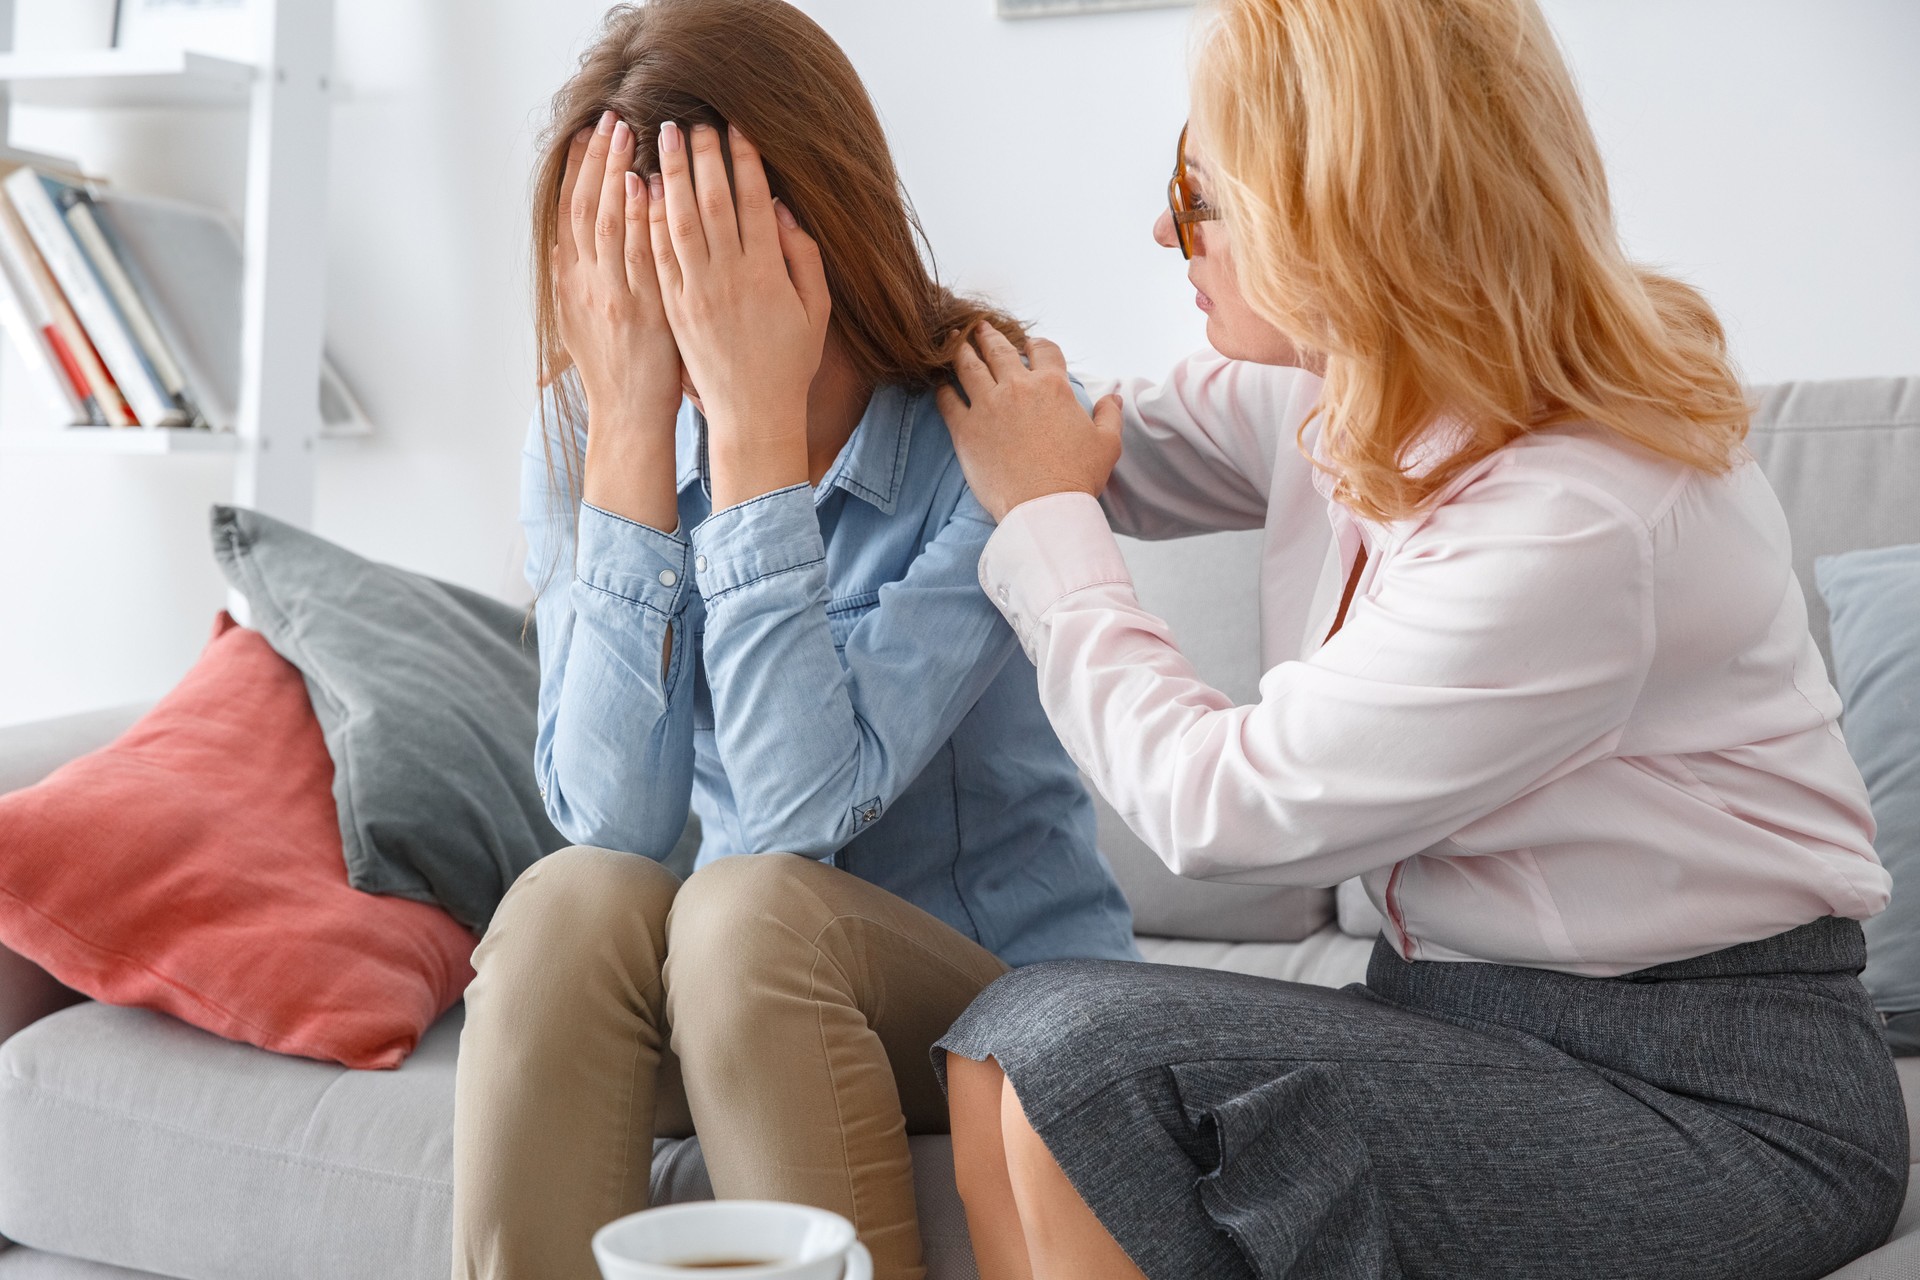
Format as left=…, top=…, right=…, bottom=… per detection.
left=981, top=464, right=1657, bottom=888
left=1092, top=352, right=1324, bottom=541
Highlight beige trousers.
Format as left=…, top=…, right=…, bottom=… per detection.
left=452, top=846, right=1010, bottom=1280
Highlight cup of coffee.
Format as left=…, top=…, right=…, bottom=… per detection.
left=592, top=1201, right=873, bottom=1280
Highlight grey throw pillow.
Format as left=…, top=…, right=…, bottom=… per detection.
left=211, top=505, right=563, bottom=931
left=1817, top=542, right=1920, bottom=1052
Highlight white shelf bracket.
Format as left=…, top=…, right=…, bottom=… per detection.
left=234, top=0, right=333, bottom=527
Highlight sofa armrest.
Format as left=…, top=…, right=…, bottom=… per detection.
left=0, top=943, right=81, bottom=1046
left=0, top=702, right=150, bottom=1043
left=0, top=702, right=150, bottom=796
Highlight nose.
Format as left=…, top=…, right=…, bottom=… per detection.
left=1152, top=207, right=1180, bottom=251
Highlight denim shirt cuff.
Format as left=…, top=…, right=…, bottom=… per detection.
left=690, top=484, right=826, bottom=602
left=575, top=502, right=692, bottom=616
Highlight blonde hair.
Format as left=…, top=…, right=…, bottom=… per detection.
left=1192, top=0, right=1750, bottom=522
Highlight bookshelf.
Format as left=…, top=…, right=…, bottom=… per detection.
left=0, top=0, right=337, bottom=528
left=0, top=48, right=255, bottom=109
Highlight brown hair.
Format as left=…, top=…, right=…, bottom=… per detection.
left=1193, top=0, right=1750, bottom=523
left=533, top=0, right=1023, bottom=505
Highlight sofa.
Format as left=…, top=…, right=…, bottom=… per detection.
left=1, top=373, right=1918, bottom=1280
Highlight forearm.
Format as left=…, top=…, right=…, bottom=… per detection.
left=532, top=503, right=699, bottom=856
left=694, top=484, right=1013, bottom=855
left=706, top=412, right=809, bottom=512
left=538, top=622, right=695, bottom=857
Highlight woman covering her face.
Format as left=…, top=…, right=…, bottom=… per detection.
left=936, top=1, right=1905, bottom=1277
left=452, top=3, right=1137, bottom=1278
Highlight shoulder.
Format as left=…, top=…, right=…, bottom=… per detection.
left=1415, top=423, right=1698, bottom=550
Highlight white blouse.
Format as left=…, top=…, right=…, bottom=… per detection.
left=978, top=352, right=1888, bottom=976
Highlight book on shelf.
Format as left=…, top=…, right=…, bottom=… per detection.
left=87, top=190, right=371, bottom=437
left=0, top=161, right=371, bottom=438
left=3, top=165, right=190, bottom=427
left=0, top=157, right=134, bottom=426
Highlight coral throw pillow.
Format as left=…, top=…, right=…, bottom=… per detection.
left=0, top=614, right=476, bottom=1069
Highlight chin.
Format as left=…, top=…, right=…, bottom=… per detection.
left=1204, top=315, right=1264, bottom=363
left=1208, top=315, right=1318, bottom=370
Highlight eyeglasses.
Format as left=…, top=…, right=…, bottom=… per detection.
left=1167, top=123, right=1219, bottom=261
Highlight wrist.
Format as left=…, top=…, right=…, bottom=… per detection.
left=583, top=418, right=681, bottom=534
left=704, top=408, right=809, bottom=511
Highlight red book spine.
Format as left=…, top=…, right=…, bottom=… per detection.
left=41, top=322, right=93, bottom=408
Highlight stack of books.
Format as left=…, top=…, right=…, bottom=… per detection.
left=0, top=151, right=368, bottom=435
left=0, top=154, right=200, bottom=428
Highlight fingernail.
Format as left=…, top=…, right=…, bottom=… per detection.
left=611, top=119, right=630, bottom=150
left=648, top=173, right=664, bottom=200
left=730, top=124, right=749, bottom=146
left=575, top=126, right=593, bottom=144
left=774, top=199, right=797, bottom=229
left=597, top=109, right=616, bottom=136
left=660, top=121, right=681, bottom=154
left=626, top=171, right=641, bottom=201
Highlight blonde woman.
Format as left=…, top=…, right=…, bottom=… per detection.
left=932, top=0, right=1905, bottom=1276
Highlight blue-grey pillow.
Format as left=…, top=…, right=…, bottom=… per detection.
left=1817, top=542, right=1920, bottom=1051
left=211, top=505, right=564, bottom=931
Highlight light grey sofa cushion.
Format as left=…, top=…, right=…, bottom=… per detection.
left=0, top=1003, right=974, bottom=1280
left=1096, top=530, right=1335, bottom=942
left=0, top=1252, right=161, bottom=1278
left=1746, top=377, right=1920, bottom=669
left=211, top=505, right=564, bottom=932
left=1818, top=543, right=1920, bottom=1051
left=0, top=706, right=145, bottom=798
left=3, top=929, right=1917, bottom=1280
left=0, top=1002, right=460, bottom=1280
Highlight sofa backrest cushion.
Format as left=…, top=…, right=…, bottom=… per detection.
left=1746, top=377, right=1920, bottom=669
left=1819, top=542, right=1920, bottom=1050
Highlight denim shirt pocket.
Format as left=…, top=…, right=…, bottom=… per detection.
left=825, top=590, right=882, bottom=651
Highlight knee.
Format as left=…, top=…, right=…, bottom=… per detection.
left=665, top=853, right=832, bottom=968
left=474, top=845, right=679, bottom=989
left=662, top=854, right=838, bottom=1031
left=948, top=961, right=1134, bottom=1063
left=946, top=1053, right=1008, bottom=1204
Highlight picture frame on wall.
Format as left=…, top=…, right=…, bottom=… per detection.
left=996, top=0, right=1194, bottom=16
left=11, top=0, right=119, bottom=52
left=113, top=0, right=255, bottom=62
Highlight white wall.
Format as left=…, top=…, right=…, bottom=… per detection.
left=2, top=0, right=1917, bottom=727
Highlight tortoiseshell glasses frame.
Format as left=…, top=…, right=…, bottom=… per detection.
left=1167, top=123, right=1219, bottom=261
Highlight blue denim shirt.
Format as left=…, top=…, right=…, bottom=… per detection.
left=519, top=384, right=1138, bottom=968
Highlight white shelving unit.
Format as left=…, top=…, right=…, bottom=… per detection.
left=0, top=0, right=336, bottom=528
left=0, top=48, right=254, bottom=108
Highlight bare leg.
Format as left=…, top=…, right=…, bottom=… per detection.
left=1001, top=1073, right=1149, bottom=1280
left=947, top=1055, right=1034, bottom=1280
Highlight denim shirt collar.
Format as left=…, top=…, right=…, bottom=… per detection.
left=675, top=384, right=915, bottom=516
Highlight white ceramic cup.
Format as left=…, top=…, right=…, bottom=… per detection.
left=592, top=1201, right=874, bottom=1280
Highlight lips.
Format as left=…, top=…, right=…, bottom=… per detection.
left=1194, top=288, right=1214, bottom=312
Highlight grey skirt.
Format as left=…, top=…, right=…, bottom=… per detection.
left=935, top=917, right=1908, bottom=1280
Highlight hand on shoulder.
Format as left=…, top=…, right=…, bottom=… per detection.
left=936, top=324, right=1123, bottom=523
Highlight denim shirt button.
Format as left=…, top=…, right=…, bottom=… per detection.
left=695, top=555, right=707, bottom=574
left=996, top=585, right=1010, bottom=605
left=658, top=569, right=678, bottom=587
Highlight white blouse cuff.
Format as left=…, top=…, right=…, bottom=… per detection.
left=979, top=492, right=1135, bottom=658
